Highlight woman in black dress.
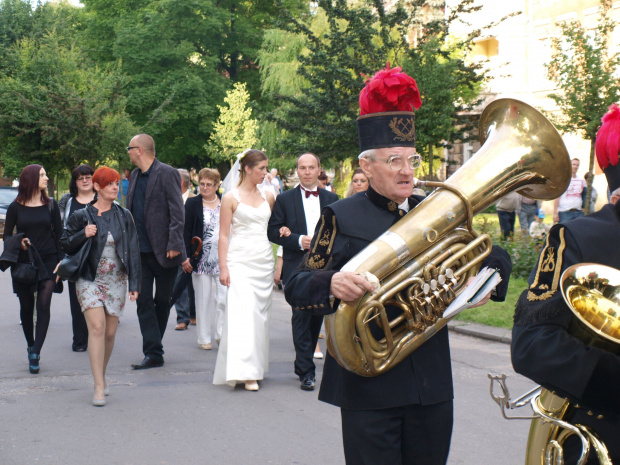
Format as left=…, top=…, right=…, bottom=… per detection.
left=4, top=164, right=62, bottom=374
left=58, top=165, right=96, bottom=352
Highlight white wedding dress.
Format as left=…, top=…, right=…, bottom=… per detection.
left=213, top=188, right=275, bottom=385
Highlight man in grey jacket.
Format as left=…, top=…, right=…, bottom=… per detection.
left=126, top=134, right=186, bottom=369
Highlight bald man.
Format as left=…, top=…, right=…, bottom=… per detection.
left=267, top=153, right=339, bottom=390
left=126, top=134, right=186, bottom=369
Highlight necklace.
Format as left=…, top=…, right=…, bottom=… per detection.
left=202, top=196, right=218, bottom=203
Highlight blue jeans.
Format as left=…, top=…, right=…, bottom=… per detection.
left=558, top=210, right=583, bottom=223
left=518, top=203, right=538, bottom=233
left=497, top=210, right=516, bottom=238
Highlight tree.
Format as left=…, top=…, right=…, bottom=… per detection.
left=262, top=0, right=502, bottom=178
left=546, top=0, right=620, bottom=213
left=0, top=30, right=134, bottom=191
left=79, top=0, right=307, bottom=167
left=206, top=82, right=259, bottom=165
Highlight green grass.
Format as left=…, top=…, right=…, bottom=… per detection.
left=453, top=276, right=527, bottom=329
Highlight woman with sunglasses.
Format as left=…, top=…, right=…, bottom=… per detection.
left=58, top=165, right=96, bottom=352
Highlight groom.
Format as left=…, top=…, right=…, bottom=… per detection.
left=267, top=153, right=339, bottom=391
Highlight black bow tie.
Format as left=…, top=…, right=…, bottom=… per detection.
left=302, top=187, right=319, bottom=198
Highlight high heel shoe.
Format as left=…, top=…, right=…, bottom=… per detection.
left=104, top=385, right=110, bottom=396
left=92, top=396, right=106, bottom=407
left=28, top=353, right=40, bottom=374
left=244, top=381, right=259, bottom=391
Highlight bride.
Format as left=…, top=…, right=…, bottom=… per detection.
left=214, top=149, right=275, bottom=391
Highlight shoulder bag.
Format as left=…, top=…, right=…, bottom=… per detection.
left=57, top=208, right=94, bottom=282
left=11, top=244, right=38, bottom=285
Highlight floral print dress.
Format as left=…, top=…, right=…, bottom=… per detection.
left=76, top=231, right=127, bottom=317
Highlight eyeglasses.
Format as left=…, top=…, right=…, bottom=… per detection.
left=372, top=154, right=421, bottom=171
left=126, top=146, right=140, bottom=152
left=77, top=175, right=92, bottom=182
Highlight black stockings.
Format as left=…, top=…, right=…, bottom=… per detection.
left=19, top=279, right=55, bottom=354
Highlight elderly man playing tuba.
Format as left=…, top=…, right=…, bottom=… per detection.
left=511, top=104, right=620, bottom=464
left=285, top=65, right=512, bottom=465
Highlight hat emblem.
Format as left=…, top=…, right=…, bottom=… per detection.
left=389, top=117, right=415, bottom=142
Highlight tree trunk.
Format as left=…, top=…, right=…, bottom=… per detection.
left=428, top=143, right=434, bottom=180
left=48, top=173, right=56, bottom=201
left=584, top=138, right=596, bottom=215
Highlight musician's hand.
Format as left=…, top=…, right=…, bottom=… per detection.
left=330, top=272, right=375, bottom=306
left=466, top=276, right=491, bottom=308
left=182, top=258, right=193, bottom=273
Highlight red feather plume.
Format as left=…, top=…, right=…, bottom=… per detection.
left=359, top=63, right=422, bottom=115
left=596, top=103, right=620, bottom=169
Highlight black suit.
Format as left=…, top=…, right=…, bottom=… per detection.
left=284, top=187, right=511, bottom=464
left=127, top=158, right=186, bottom=360
left=267, top=186, right=339, bottom=381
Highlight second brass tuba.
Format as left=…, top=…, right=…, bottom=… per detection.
left=326, top=98, right=572, bottom=377
left=489, top=263, right=620, bottom=465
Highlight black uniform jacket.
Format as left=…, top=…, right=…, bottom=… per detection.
left=512, top=202, right=620, bottom=459
left=285, top=186, right=511, bottom=410
left=60, top=203, right=141, bottom=293
left=267, top=186, right=339, bottom=282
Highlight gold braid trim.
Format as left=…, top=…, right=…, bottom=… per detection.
left=301, top=211, right=338, bottom=270
left=527, top=228, right=566, bottom=302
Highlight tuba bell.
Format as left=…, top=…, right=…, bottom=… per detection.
left=326, top=98, right=572, bottom=377
left=489, top=263, right=620, bottom=464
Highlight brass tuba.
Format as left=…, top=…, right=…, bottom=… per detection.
left=326, top=98, right=572, bottom=376
left=489, top=263, right=620, bottom=464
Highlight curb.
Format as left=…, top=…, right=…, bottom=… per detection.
left=447, top=320, right=512, bottom=345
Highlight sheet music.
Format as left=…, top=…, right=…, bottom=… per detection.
left=442, top=267, right=502, bottom=319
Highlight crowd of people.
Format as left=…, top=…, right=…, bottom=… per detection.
left=2, top=64, right=619, bottom=465
left=0, top=134, right=370, bottom=400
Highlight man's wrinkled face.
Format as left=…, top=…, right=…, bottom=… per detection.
left=359, top=147, right=417, bottom=204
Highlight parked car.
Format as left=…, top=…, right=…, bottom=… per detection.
left=0, top=187, right=18, bottom=237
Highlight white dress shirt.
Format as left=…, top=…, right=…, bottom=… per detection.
left=298, top=185, right=321, bottom=250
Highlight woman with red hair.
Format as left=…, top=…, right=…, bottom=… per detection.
left=61, top=166, right=141, bottom=406
left=4, top=164, right=63, bottom=374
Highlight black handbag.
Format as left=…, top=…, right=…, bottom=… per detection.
left=57, top=209, right=93, bottom=282
left=11, top=245, right=38, bottom=285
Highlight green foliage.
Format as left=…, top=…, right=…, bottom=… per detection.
left=474, top=214, right=542, bottom=280
left=0, top=28, right=134, bottom=181
left=206, top=82, right=260, bottom=164
left=546, top=0, right=620, bottom=141
left=79, top=0, right=307, bottom=168
left=455, top=277, right=527, bottom=329
left=264, top=0, right=409, bottom=162
left=261, top=0, right=507, bottom=173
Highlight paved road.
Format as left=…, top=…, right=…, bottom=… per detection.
left=0, top=271, right=536, bottom=465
